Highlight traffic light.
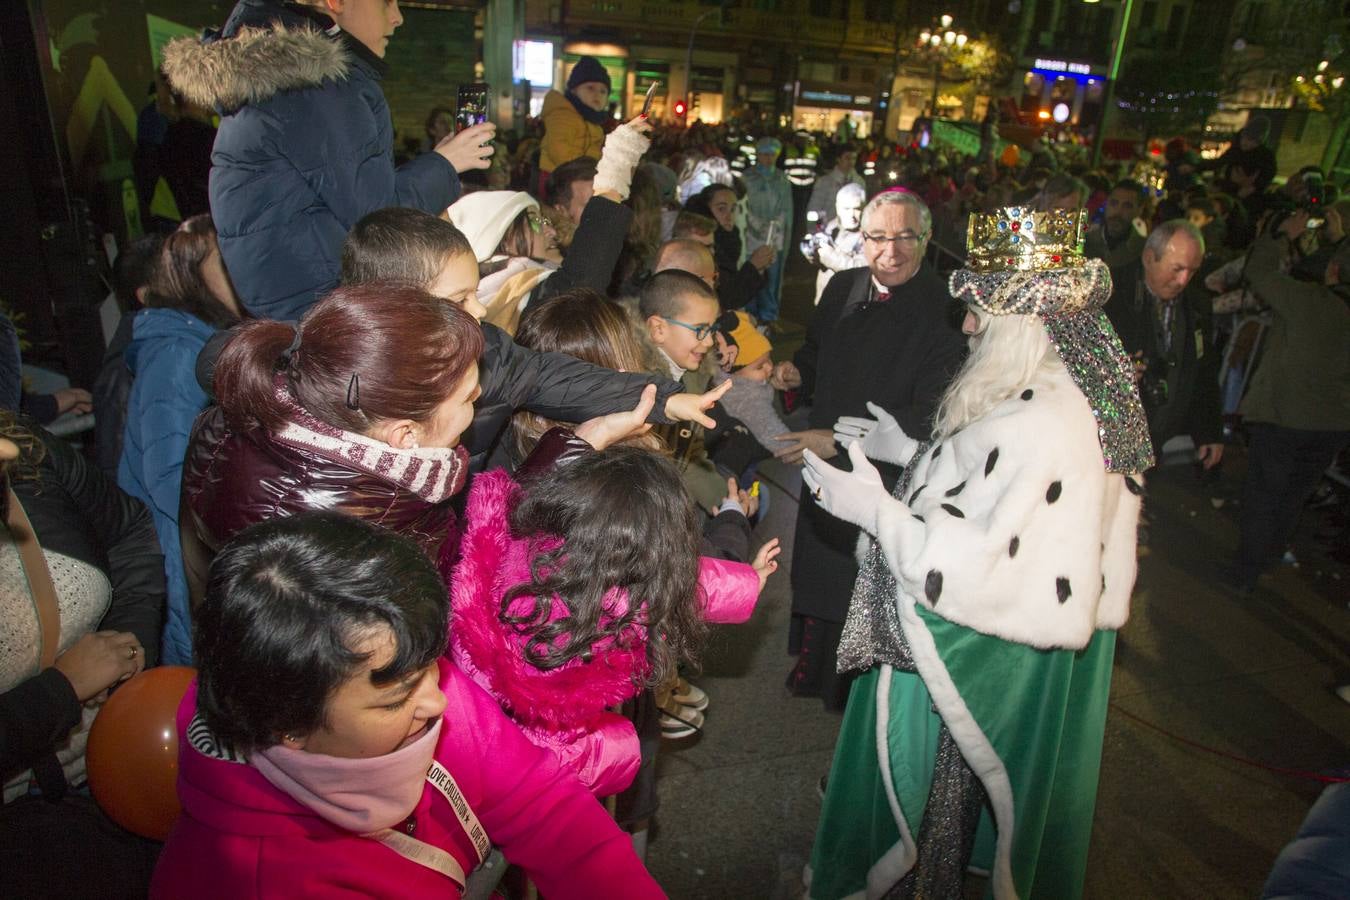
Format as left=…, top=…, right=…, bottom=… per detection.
left=673, top=99, right=687, bottom=119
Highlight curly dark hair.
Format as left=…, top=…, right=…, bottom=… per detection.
left=500, top=446, right=706, bottom=688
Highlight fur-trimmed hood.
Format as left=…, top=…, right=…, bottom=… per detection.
left=613, top=294, right=718, bottom=385
left=163, top=1, right=350, bottom=111
left=445, top=469, right=651, bottom=732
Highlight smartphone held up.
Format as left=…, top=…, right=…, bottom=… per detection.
left=641, top=81, right=660, bottom=118
left=456, top=83, right=490, bottom=132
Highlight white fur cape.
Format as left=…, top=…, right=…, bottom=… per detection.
left=858, top=363, right=1141, bottom=900
left=873, top=363, right=1140, bottom=651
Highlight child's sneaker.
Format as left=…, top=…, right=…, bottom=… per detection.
left=670, top=677, right=709, bottom=711
left=659, top=704, right=704, bottom=739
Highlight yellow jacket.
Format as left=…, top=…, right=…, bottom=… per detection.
left=540, top=90, right=605, bottom=173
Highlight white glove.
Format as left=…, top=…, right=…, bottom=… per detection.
left=833, top=401, right=918, bottom=466
left=801, top=442, right=885, bottom=535
left=592, top=121, right=650, bottom=201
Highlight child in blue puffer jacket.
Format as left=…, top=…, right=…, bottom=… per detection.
left=118, top=216, right=241, bottom=664
left=162, top=0, right=495, bottom=321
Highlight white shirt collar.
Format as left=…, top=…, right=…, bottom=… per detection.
left=657, top=348, right=686, bottom=381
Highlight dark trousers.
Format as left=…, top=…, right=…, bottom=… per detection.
left=0, top=793, right=160, bottom=899
left=1237, top=423, right=1349, bottom=584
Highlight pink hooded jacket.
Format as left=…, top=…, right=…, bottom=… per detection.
left=151, top=659, right=663, bottom=899
left=445, top=469, right=761, bottom=796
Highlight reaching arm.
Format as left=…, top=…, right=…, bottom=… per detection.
left=480, top=325, right=682, bottom=424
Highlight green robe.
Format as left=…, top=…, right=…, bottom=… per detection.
left=808, top=604, right=1117, bottom=900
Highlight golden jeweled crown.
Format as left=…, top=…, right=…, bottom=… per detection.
left=965, top=207, right=1088, bottom=272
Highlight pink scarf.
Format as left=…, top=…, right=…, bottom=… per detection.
left=251, top=719, right=442, bottom=834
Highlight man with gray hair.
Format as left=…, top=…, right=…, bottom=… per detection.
left=770, top=189, right=966, bottom=708
left=1105, top=219, right=1223, bottom=472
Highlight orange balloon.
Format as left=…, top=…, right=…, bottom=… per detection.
left=86, top=665, right=196, bottom=841
left=1000, top=144, right=1021, bottom=167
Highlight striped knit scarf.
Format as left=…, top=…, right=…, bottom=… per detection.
left=272, top=384, right=469, bottom=504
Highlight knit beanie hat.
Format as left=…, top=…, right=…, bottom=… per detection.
left=446, top=191, right=539, bottom=262
left=726, top=311, right=772, bottom=369
left=567, top=56, right=611, bottom=92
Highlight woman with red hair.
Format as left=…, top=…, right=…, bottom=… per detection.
left=178, top=282, right=489, bottom=609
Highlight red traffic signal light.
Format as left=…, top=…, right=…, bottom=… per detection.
left=673, top=99, right=687, bottom=118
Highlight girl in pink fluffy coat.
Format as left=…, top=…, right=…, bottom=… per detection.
left=445, top=445, right=779, bottom=796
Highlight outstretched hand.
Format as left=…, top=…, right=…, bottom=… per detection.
left=665, top=379, right=731, bottom=429
left=833, top=401, right=917, bottom=466
left=801, top=442, right=885, bottom=534
left=752, top=538, right=781, bottom=590
left=710, top=475, right=758, bottom=519
left=773, top=428, right=835, bottom=465
left=575, top=384, right=656, bottom=450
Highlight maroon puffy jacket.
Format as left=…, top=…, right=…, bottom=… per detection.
left=179, top=411, right=589, bottom=609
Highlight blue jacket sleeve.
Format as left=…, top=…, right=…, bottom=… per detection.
left=297, top=87, right=458, bottom=229
left=395, top=152, right=462, bottom=216
left=125, top=340, right=209, bottom=526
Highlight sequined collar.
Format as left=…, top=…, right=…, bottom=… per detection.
left=1043, top=311, right=1154, bottom=474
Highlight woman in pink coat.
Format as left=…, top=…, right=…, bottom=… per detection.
left=446, top=445, right=774, bottom=796
left=152, top=512, right=662, bottom=899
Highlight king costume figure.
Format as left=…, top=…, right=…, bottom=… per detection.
left=800, top=207, right=1153, bottom=899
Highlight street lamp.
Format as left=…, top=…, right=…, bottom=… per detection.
left=916, top=13, right=968, bottom=116
left=684, top=4, right=725, bottom=124
left=1088, top=0, right=1136, bottom=168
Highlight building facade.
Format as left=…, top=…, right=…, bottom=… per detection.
left=513, top=0, right=1011, bottom=138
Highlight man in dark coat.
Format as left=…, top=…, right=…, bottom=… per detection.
left=771, top=191, right=967, bottom=709
left=163, top=0, right=495, bottom=321
left=1105, top=220, right=1224, bottom=467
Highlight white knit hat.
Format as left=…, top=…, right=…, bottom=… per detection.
left=446, top=191, right=539, bottom=262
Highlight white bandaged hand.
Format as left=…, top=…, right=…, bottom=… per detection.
left=592, top=122, right=651, bottom=201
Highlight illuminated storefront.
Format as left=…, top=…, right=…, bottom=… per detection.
left=793, top=87, right=874, bottom=138
left=1018, top=57, right=1107, bottom=131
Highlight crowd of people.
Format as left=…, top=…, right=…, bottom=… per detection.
left=2, top=0, right=1347, bottom=897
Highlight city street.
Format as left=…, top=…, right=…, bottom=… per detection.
left=645, top=266, right=1350, bottom=899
